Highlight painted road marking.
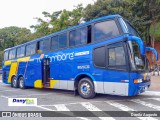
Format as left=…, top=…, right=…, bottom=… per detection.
left=81, top=102, right=115, bottom=120
left=0, top=93, right=53, bottom=99
left=1, top=96, right=9, bottom=98
left=1, top=94, right=159, bottom=120
left=38, top=104, right=90, bottom=120
left=105, top=101, right=134, bottom=111
left=6, top=93, right=53, bottom=97
left=54, top=104, right=70, bottom=111
left=36, top=105, right=55, bottom=111
left=0, top=89, right=19, bottom=92
left=142, top=91, right=160, bottom=96
left=148, top=98, right=160, bottom=102
left=77, top=117, right=91, bottom=120
left=105, top=101, right=157, bottom=120
left=54, top=104, right=91, bottom=120
left=130, top=99, right=160, bottom=111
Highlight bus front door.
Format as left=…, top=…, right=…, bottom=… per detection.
left=42, top=58, right=50, bottom=87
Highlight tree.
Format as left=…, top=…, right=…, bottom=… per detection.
left=83, top=0, right=132, bottom=21
left=131, top=0, right=160, bottom=45
left=0, top=26, right=33, bottom=68
left=69, top=4, right=83, bottom=26
left=83, top=0, right=160, bottom=43
left=31, top=4, right=84, bottom=36
left=0, top=26, right=32, bottom=49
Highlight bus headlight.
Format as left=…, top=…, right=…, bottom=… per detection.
left=134, top=79, right=142, bottom=84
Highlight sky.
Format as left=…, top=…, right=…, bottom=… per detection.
left=0, top=0, right=95, bottom=30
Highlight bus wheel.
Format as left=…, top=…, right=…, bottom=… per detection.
left=19, top=76, right=26, bottom=89
left=11, top=76, right=19, bottom=88
left=78, top=78, right=96, bottom=99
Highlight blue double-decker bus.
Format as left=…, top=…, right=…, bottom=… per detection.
left=2, top=15, right=158, bottom=99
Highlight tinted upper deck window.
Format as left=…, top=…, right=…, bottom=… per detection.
left=4, top=51, right=9, bottom=61
left=51, top=36, right=59, bottom=51
left=59, top=33, right=67, bottom=49
left=26, top=43, right=36, bottom=56
left=17, top=46, right=25, bottom=58
left=94, top=20, right=120, bottom=42
left=9, top=49, right=16, bottom=59
left=69, top=27, right=87, bottom=47
left=40, top=38, right=51, bottom=53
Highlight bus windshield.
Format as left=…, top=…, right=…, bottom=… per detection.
left=128, top=41, right=145, bottom=71
left=120, top=18, right=146, bottom=71
left=119, top=18, right=140, bottom=37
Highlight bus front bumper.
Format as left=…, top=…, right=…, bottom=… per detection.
left=129, top=81, right=151, bottom=96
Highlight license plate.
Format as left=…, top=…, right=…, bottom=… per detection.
left=145, top=86, right=148, bottom=91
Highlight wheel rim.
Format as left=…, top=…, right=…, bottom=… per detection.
left=19, top=78, right=24, bottom=88
left=80, top=82, right=91, bottom=95
left=12, top=77, right=17, bottom=87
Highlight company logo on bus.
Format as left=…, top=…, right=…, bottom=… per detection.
left=49, top=52, right=74, bottom=62
left=35, top=51, right=89, bottom=62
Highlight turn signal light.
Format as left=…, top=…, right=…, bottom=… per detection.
left=134, top=79, right=142, bottom=84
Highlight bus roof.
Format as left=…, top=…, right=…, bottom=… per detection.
left=4, top=14, right=121, bottom=52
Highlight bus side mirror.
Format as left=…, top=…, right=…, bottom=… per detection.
left=146, top=47, right=159, bottom=61
left=128, top=36, right=145, bottom=55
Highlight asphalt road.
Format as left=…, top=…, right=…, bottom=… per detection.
left=0, top=75, right=160, bottom=120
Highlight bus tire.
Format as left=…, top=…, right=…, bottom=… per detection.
left=11, top=76, right=19, bottom=88
left=19, top=76, right=26, bottom=89
left=78, top=77, right=96, bottom=99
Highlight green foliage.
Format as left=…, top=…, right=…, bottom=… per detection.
left=82, top=0, right=146, bottom=38
left=31, top=4, right=83, bottom=35
left=131, top=0, right=160, bottom=42
left=83, top=0, right=132, bottom=21
left=83, top=0, right=160, bottom=43
left=150, top=21, right=160, bottom=41
left=31, top=0, right=160, bottom=42
left=0, top=26, right=33, bottom=68
left=0, top=26, right=32, bottom=50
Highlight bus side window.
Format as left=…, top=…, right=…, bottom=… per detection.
left=69, top=30, right=76, bottom=46
left=59, top=33, right=67, bottom=49
left=51, top=36, right=59, bottom=51
left=93, top=46, right=105, bottom=68
left=17, top=46, right=25, bottom=58
left=17, top=47, right=21, bottom=58
left=94, top=20, right=120, bottom=42
left=80, top=27, right=87, bottom=44
left=20, top=46, right=25, bottom=57
left=30, top=43, right=36, bottom=55
left=108, top=46, right=126, bottom=66
left=26, top=43, right=36, bottom=56
left=26, top=44, right=31, bottom=56
left=69, top=27, right=87, bottom=47
left=40, top=38, right=51, bottom=53
left=107, top=43, right=127, bottom=70
left=9, top=49, right=16, bottom=60
left=4, top=51, right=9, bottom=61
